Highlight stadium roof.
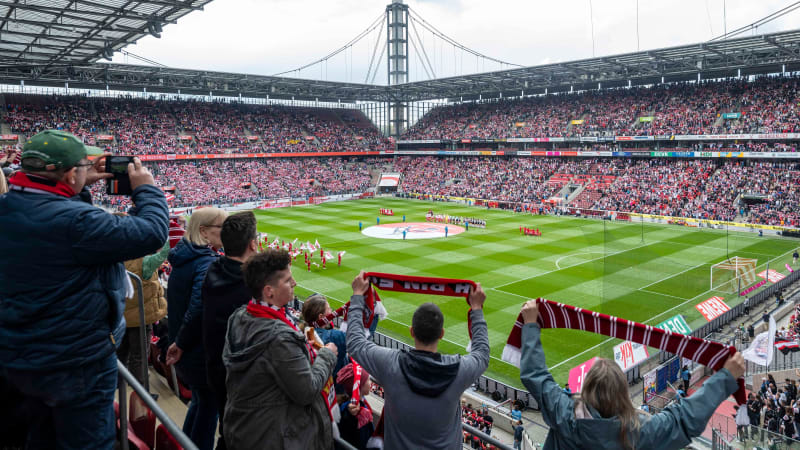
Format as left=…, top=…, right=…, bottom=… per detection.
left=397, top=28, right=800, bottom=102
left=0, top=5, right=799, bottom=104
left=0, top=0, right=212, bottom=67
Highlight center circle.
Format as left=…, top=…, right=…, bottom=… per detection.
left=361, top=222, right=466, bottom=240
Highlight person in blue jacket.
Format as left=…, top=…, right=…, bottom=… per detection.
left=165, top=207, right=228, bottom=450
left=0, top=130, right=168, bottom=449
left=517, top=299, right=745, bottom=450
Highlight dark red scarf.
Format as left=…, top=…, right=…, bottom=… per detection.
left=8, top=172, right=76, bottom=197
left=314, top=272, right=477, bottom=347
left=503, top=298, right=746, bottom=404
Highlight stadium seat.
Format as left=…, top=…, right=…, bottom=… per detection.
left=155, top=424, right=183, bottom=450
left=129, top=391, right=156, bottom=449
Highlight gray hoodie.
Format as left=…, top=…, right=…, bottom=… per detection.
left=346, top=294, right=490, bottom=450
left=222, top=306, right=336, bottom=450
left=520, top=323, right=740, bottom=449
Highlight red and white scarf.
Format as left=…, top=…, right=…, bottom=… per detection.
left=314, top=272, right=478, bottom=348
left=8, top=171, right=76, bottom=197
left=503, top=298, right=746, bottom=404
left=349, top=358, right=374, bottom=429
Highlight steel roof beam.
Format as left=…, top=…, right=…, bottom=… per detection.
left=700, top=43, right=748, bottom=67
left=762, top=36, right=800, bottom=59
left=0, top=1, right=179, bottom=25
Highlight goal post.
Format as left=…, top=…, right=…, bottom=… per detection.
left=710, top=257, right=758, bottom=293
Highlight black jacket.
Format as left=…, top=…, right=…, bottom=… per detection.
left=202, top=256, right=251, bottom=378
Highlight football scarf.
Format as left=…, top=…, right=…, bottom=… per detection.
left=313, top=272, right=477, bottom=348
left=8, top=171, right=76, bottom=197
left=502, top=298, right=746, bottom=404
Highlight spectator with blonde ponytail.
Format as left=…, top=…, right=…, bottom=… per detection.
left=517, top=299, right=745, bottom=449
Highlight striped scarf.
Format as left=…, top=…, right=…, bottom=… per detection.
left=313, top=272, right=477, bottom=346
left=503, top=298, right=745, bottom=404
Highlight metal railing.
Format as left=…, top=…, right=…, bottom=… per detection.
left=709, top=410, right=800, bottom=449
left=711, top=428, right=735, bottom=450
left=127, top=273, right=149, bottom=392
left=462, top=422, right=515, bottom=450
left=117, top=362, right=197, bottom=450
left=333, top=437, right=359, bottom=450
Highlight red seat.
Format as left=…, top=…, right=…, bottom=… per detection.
left=115, top=400, right=150, bottom=450
left=155, top=424, right=184, bottom=450
left=129, top=391, right=156, bottom=449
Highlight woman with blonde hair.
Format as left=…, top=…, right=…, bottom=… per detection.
left=164, top=207, right=227, bottom=450
left=517, top=300, right=745, bottom=449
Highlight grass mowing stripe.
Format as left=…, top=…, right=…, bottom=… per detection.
left=253, top=198, right=797, bottom=387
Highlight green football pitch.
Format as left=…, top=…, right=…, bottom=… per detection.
left=253, top=197, right=798, bottom=388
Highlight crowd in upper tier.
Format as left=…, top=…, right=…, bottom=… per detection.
left=4, top=94, right=393, bottom=155
left=404, top=76, right=800, bottom=140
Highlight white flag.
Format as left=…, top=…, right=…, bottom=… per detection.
left=743, top=316, right=776, bottom=367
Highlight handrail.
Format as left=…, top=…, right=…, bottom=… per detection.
left=333, top=437, right=359, bottom=450
left=462, top=422, right=515, bottom=450
left=126, top=271, right=149, bottom=392
left=117, top=361, right=199, bottom=450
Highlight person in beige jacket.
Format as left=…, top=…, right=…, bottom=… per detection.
left=118, top=242, right=170, bottom=387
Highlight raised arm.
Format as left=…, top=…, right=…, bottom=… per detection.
left=518, top=300, right=577, bottom=434
left=72, top=158, right=168, bottom=265
left=345, top=271, right=398, bottom=384
left=460, top=283, right=490, bottom=380
left=640, top=354, right=743, bottom=449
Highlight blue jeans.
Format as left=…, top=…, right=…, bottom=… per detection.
left=4, top=352, right=117, bottom=450
left=177, top=357, right=219, bottom=450
left=183, top=385, right=218, bottom=450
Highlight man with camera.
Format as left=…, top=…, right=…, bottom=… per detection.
left=0, top=130, right=168, bottom=449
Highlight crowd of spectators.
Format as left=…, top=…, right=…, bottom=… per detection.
left=0, top=128, right=758, bottom=449
left=396, top=156, right=800, bottom=227
left=4, top=94, right=391, bottom=155
left=403, top=75, right=800, bottom=140
left=91, top=157, right=374, bottom=210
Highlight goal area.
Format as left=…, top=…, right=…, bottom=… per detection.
left=710, top=257, right=758, bottom=293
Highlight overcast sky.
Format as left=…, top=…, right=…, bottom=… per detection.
left=111, top=0, right=800, bottom=84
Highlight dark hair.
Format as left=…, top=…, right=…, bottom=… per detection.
left=412, top=302, right=444, bottom=345
left=302, top=294, right=328, bottom=326
left=242, top=250, right=290, bottom=299
left=221, top=211, right=257, bottom=257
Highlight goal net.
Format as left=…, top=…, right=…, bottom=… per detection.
left=710, top=257, right=758, bottom=293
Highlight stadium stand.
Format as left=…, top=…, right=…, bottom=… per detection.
left=4, top=86, right=799, bottom=227
left=4, top=94, right=391, bottom=155
left=90, top=158, right=375, bottom=209
left=402, top=76, right=800, bottom=139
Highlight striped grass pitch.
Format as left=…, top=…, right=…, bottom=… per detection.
left=254, top=197, right=798, bottom=387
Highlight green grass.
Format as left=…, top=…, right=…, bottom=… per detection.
left=253, top=197, right=799, bottom=388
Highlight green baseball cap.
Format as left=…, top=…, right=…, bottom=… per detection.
left=21, top=130, right=103, bottom=171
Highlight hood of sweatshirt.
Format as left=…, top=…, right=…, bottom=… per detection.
left=223, top=306, right=302, bottom=373
left=168, top=237, right=216, bottom=269
left=397, top=348, right=460, bottom=397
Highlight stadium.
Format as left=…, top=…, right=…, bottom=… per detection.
left=2, top=0, right=800, bottom=449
